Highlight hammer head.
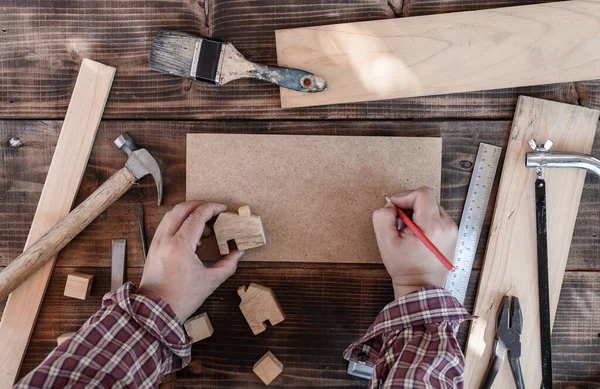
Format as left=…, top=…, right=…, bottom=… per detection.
left=114, top=133, right=163, bottom=206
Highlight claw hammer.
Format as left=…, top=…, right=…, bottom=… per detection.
left=0, top=133, right=162, bottom=301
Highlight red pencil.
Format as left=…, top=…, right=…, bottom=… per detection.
left=385, top=196, right=455, bottom=272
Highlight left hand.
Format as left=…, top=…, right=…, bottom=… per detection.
left=138, top=200, right=245, bottom=323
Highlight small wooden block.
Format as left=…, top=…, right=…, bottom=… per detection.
left=110, top=239, right=126, bottom=292
left=214, top=205, right=266, bottom=255
left=56, top=332, right=75, bottom=346
left=253, top=351, right=283, bottom=385
left=63, top=272, right=94, bottom=300
left=184, top=313, right=214, bottom=343
left=238, top=283, right=285, bottom=335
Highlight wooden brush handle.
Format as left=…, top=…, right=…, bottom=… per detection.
left=0, top=167, right=136, bottom=301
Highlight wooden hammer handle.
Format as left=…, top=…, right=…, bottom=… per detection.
left=0, top=167, right=136, bottom=301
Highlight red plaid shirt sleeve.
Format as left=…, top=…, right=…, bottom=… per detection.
left=15, top=282, right=191, bottom=388
left=343, top=286, right=474, bottom=389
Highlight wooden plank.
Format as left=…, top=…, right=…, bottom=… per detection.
left=1, top=119, right=598, bottom=270
left=5, top=265, right=598, bottom=388
left=0, top=0, right=589, bottom=120
left=276, top=1, right=600, bottom=108
left=110, top=239, right=126, bottom=292
left=0, top=59, right=115, bottom=387
left=186, top=134, right=441, bottom=263
left=464, top=97, right=599, bottom=388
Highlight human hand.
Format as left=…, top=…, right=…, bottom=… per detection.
left=372, top=187, right=458, bottom=299
left=138, top=200, right=244, bottom=322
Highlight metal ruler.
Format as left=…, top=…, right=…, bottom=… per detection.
left=445, top=143, right=502, bottom=304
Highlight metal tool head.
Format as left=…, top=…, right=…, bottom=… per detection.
left=114, top=133, right=163, bottom=206
left=496, top=295, right=522, bottom=358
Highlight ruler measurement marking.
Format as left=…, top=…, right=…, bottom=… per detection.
left=445, top=143, right=502, bottom=304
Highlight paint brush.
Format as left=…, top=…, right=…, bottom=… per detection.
left=384, top=195, right=455, bottom=272
left=149, top=30, right=328, bottom=93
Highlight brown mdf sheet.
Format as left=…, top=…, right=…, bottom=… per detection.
left=276, top=0, right=600, bottom=109
left=186, top=134, right=441, bottom=263
left=464, top=96, right=599, bottom=388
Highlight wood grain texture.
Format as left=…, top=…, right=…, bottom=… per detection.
left=187, top=134, right=442, bottom=263
left=0, top=59, right=114, bottom=388
left=277, top=1, right=600, bottom=108
left=214, top=206, right=266, bottom=255
left=0, top=120, right=598, bottom=270
left=1, top=266, right=596, bottom=388
left=464, top=97, right=600, bottom=388
left=0, top=119, right=598, bottom=387
left=238, top=283, right=286, bottom=336
left=0, top=0, right=595, bottom=120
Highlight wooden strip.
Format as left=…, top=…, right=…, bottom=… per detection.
left=186, top=134, right=441, bottom=263
left=0, top=0, right=586, bottom=120
left=464, top=96, right=599, bottom=388
left=276, top=0, right=600, bottom=108
left=110, top=239, right=126, bottom=292
left=0, top=59, right=114, bottom=388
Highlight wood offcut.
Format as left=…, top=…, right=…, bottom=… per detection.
left=238, top=283, right=285, bottom=335
left=464, top=96, right=600, bottom=388
left=184, top=313, right=214, bottom=343
left=214, top=205, right=266, bottom=255
left=63, top=272, right=94, bottom=300
left=253, top=351, right=283, bottom=385
left=110, top=239, right=126, bottom=292
left=276, top=1, right=600, bottom=108
left=0, top=58, right=115, bottom=388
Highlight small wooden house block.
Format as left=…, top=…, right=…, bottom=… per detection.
left=253, top=351, right=283, bottom=385
left=213, top=205, right=266, bottom=255
left=56, top=332, right=75, bottom=346
left=64, top=272, right=94, bottom=300
left=184, top=313, right=214, bottom=343
left=238, top=283, right=285, bottom=335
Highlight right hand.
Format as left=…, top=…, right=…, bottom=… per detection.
left=372, top=187, right=458, bottom=299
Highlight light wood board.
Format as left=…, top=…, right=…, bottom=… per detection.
left=464, top=96, right=599, bottom=388
left=186, top=134, right=441, bottom=263
left=0, top=59, right=115, bottom=387
left=276, top=0, right=600, bottom=109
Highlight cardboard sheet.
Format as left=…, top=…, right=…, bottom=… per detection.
left=187, top=134, right=441, bottom=263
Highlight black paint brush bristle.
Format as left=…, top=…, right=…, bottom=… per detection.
left=150, top=30, right=223, bottom=83
left=149, top=30, right=328, bottom=92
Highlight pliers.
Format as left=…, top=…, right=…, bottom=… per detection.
left=481, top=295, right=525, bottom=389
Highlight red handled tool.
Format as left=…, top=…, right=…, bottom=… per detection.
left=385, top=196, right=455, bottom=272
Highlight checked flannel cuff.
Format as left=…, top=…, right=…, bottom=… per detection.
left=343, top=286, right=474, bottom=389
left=15, top=282, right=191, bottom=388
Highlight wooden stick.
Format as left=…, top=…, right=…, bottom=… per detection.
left=111, top=239, right=127, bottom=292
left=276, top=1, right=600, bottom=108
left=463, top=96, right=599, bottom=388
left=0, top=167, right=136, bottom=301
left=0, top=59, right=115, bottom=388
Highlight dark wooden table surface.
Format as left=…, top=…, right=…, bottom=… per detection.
left=1, top=1, right=599, bottom=388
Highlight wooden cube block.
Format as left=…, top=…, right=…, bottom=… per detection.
left=253, top=351, right=283, bottom=385
left=63, top=272, right=94, bottom=300
left=184, top=313, right=214, bottom=343
left=56, top=332, right=75, bottom=346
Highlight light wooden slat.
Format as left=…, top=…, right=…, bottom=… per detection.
left=464, top=96, right=599, bottom=388
left=276, top=0, right=600, bottom=108
left=0, top=59, right=115, bottom=388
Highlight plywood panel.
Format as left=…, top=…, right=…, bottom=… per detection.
left=276, top=0, right=600, bottom=108
left=464, top=96, right=599, bottom=388
left=186, top=134, right=441, bottom=263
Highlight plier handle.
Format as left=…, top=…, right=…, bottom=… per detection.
left=480, top=295, right=525, bottom=389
